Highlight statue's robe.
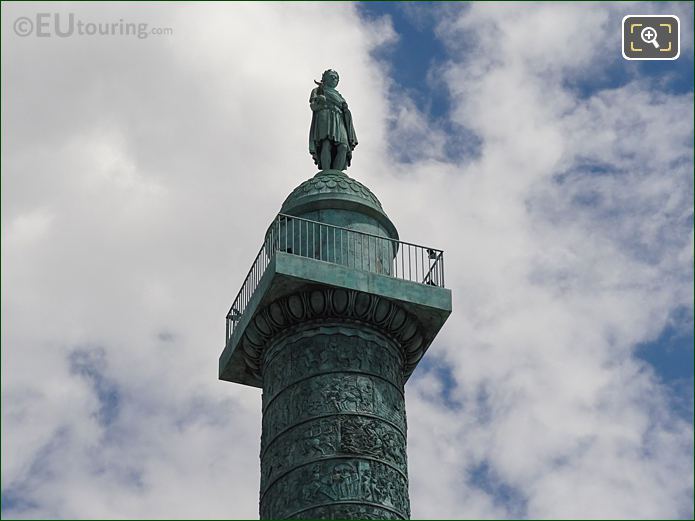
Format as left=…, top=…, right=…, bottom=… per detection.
left=309, top=86, right=358, bottom=168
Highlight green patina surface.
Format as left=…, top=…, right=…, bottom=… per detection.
left=218, top=252, right=451, bottom=389
left=220, top=171, right=450, bottom=519
left=220, top=72, right=450, bottom=520
left=259, top=327, right=409, bottom=519
left=279, top=169, right=398, bottom=241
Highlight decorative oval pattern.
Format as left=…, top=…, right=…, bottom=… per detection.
left=404, top=333, right=423, bottom=356
left=268, top=302, right=286, bottom=327
left=373, top=299, right=391, bottom=324
left=399, top=322, right=417, bottom=343
left=353, top=293, right=371, bottom=318
left=389, top=308, right=406, bottom=331
left=332, top=289, right=349, bottom=314
left=240, top=289, right=427, bottom=384
left=287, top=295, right=304, bottom=320
left=244, top=326, right=264, bottom=347
left=254, top=314, right=272, bottom=336
left=309, top=290, right=325, bottom=315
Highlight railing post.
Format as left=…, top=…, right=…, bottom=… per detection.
left=440, top=253, right=445, bottom=288
left=401, top=245, right=404, bottom=280
left=395, top=240, right=399, bottom=277
left=408, top=245, right=412, bottom=282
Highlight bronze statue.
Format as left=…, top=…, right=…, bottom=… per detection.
left=309, top=69, right=358, bottom=171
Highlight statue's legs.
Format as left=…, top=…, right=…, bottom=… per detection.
left=320, top=139, right=332, bottom=171
left=333, top=144, right=348, bottom=171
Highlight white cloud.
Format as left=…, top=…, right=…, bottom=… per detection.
left=398, top=3, right=693, bottom=519
left=2, top=2, right=692, bottom=520
left=1, top=2, right=396, bottom=518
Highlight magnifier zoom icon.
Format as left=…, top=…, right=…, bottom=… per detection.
left=641, top=26, right=660, bottom=48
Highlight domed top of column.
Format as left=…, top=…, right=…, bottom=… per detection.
left=280, top=169, right=398, bottom=240
left=281, top=170, right=383, bottom=214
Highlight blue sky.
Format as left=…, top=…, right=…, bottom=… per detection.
left=2, top=2, right=693, bottom=519
left=359, top=3, right=452, bottom=119
left=359, top=1, right=694, bottom=423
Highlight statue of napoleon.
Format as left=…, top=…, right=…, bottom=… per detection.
left=309, top=69, right=358, bottom=171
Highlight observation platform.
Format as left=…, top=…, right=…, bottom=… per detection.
left=219, top=213, right=452, bottom=388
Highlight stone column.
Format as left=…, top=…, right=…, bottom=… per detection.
left=252, top=288, right=416, bottom=520
left=219, top=169, right=451, bottom=520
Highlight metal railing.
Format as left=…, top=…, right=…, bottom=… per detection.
left=226, top=213, right=445, bottom=342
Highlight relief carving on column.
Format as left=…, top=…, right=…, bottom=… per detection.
left=262, top=372, right=406, bottom=451
left=260, top=414, right=407, bottom=493
left=286, top=504, right=403, bottom=520
left=260, top=458, right=410, bottom=520
left=262, top=332, right=402, bottom=403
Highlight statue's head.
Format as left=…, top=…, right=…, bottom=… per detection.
left=321, top=69, right=339, bottom=88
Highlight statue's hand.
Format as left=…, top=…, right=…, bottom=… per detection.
left=310, top=95, right=327, bottom=111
